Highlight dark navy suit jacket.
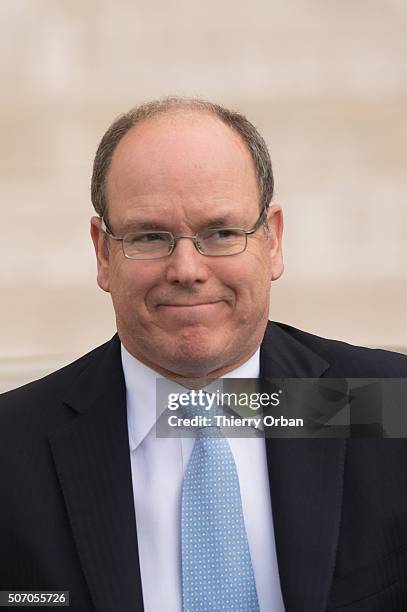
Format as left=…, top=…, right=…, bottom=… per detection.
left=1, top=321, right=407, bottom=611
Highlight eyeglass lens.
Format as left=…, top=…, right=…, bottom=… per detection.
left=123, top=228, right=247, bottom=259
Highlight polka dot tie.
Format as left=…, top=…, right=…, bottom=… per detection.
left=181, top=397, right=260, bottom=611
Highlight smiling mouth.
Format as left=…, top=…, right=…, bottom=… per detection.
left=155, top=301, right=227, bottom=325
left=158, top=301, right=221, bottom=308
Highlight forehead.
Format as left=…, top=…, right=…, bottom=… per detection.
left=105, top=111, right=259, bottom=218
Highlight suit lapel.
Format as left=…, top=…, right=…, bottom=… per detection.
left=261, top=323, right=346, bottom=612
left=49, top=336, right=144, bottom=612
left=48, top=323, right=346, bottom=612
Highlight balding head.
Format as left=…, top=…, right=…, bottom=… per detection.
left=91, top=97, right=274, bottom=222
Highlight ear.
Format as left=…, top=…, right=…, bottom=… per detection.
left=266, top=204, right=284, bottom=281
left=90, top=216, right=110, bottom=292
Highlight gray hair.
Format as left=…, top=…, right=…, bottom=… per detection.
left=91, top=97, right=274, bottom=220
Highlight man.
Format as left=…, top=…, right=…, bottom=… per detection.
left=1, top=97, right=407, bottom=612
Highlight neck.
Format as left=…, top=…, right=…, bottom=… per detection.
left=120, top=340, right=260, bottom=386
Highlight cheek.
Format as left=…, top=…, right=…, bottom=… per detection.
left=227, top=254, right=271, bottom=295
left=109, top=262, right=158, bottom=311
left=229, top=257, right=272, bottom=320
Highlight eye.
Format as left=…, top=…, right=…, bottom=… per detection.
left=210, top=229, right=241, bottom=240
left=130, top=232, right=167, bottom=243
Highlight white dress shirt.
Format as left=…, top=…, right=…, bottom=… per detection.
left=122, top=344, right=285, bottom=612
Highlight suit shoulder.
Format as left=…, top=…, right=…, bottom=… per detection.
left=0, top=338, right=115, bottom=421
left=272, top=322, right=407, bottom=376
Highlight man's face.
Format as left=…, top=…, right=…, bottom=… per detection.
left=91, top=112, right=283, bottom=378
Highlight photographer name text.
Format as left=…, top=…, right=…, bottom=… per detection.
left=168, top=414, right=304, bottom=429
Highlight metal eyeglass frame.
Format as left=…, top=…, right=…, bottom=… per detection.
left=99, top=205, right=269, bottom=260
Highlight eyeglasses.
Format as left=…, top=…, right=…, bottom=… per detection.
left=100, top=206, right=269, bottom=260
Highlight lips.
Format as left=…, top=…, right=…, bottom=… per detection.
left=159, top=301, right=219, bottom=307
left=152, top=299, right=229, bottom=328
left=156, top=301, right=226, bottom=321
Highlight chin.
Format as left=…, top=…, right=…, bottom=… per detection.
left=160, top=332, right=225, bottom=376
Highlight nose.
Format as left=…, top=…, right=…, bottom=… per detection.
left=165, top=237, right=210, bottom=286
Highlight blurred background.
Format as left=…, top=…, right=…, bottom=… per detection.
left=1, top=0, right=406, bottom=392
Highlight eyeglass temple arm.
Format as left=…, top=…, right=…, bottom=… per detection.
left=244, top=206, right=269, bottom=236
left=100, top=217, right=124, bottom=240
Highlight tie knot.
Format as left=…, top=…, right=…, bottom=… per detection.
left=180, top=391, right=223, bottom=437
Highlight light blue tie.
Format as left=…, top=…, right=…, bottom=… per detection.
left=181, top=398, right=260, bottom=612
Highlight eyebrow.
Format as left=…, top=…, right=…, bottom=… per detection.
left=203, top=216, right=239, bottom=228
left=121, top=220, right=167, bottom=232
left=119, top=214, right=243, bottom=233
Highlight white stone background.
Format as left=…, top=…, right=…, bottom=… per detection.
left=1, top=0, right=406, bottom=392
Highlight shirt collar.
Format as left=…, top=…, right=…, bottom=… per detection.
left=121, top=343, right=260, bottom=451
